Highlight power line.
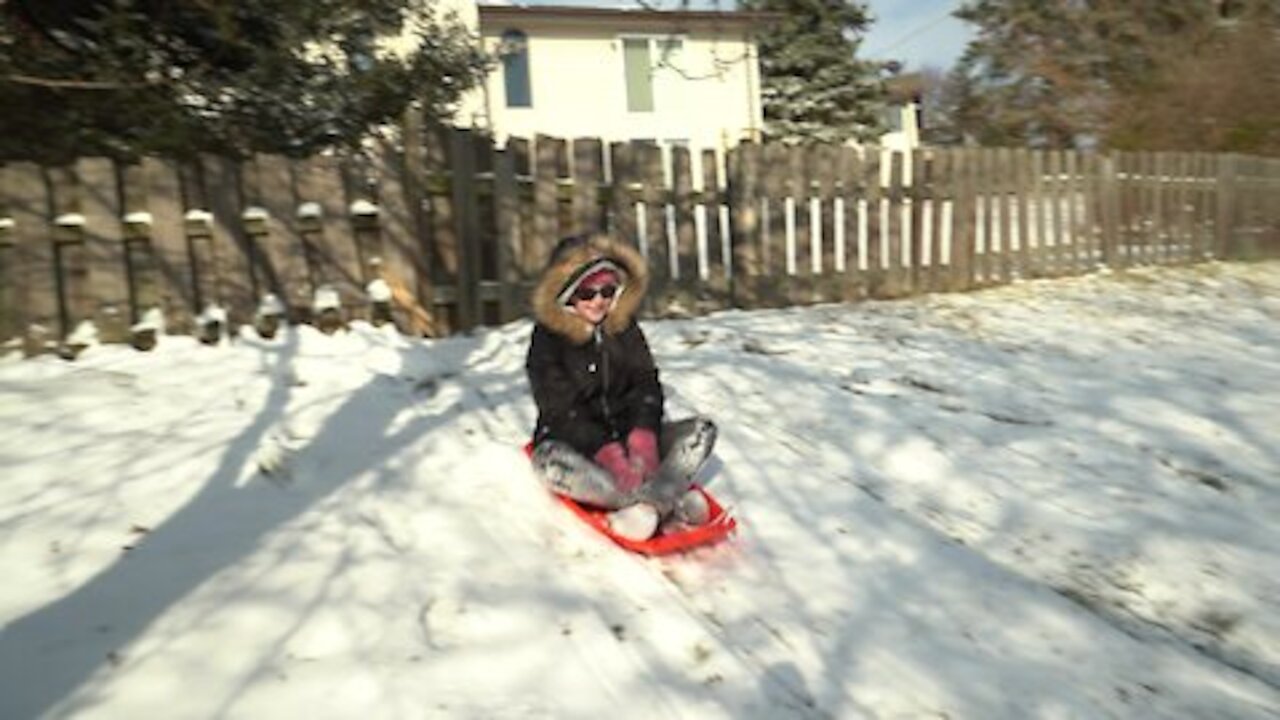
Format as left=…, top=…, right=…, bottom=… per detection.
left=867, top=9, right=958, bottom=56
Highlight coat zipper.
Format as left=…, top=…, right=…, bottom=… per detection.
left=594, top=325, right=617, bottom=440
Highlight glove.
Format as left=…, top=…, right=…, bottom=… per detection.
left=593, top=441, right=643, bottom=494
left=626, top=428, right=660, bottom=478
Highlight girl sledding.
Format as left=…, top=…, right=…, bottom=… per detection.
left=524, top=233, right=735, bottom=553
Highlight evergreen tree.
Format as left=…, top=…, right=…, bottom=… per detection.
left=1107, top=2, right=1280, bottom=155
left=0, top=0, right=488, bottom=162
left=740, top=0, right=889, bottom=144
left=954, top=0, right=1218, bottom=148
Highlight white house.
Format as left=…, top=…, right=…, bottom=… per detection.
left=460, top=5, right=773, bottom=152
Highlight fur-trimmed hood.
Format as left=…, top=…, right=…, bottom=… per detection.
left=532, top=234, right=649, bottom=345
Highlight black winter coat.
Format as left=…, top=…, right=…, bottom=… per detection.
left=525, top=233, right=663, bottom=457
left=526, top=321, right=663, bottom=456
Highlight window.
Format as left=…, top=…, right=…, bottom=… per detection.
left=623, top=38, right=654, bottom=112
left=883, top=106, right=904, bottom=133
left=622, top=36, right=684, bottom=113
left=501, top=29, right=531, bottom=108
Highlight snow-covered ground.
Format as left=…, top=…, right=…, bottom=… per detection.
left=2, top=261, right=1278, bottom=719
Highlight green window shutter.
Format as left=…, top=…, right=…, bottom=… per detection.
left=623, top=39, right=654, bottom=112
left=502, top=30, right=532, bottom=108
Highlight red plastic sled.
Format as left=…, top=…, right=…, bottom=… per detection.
left=523, top=443, right=736, bottom=556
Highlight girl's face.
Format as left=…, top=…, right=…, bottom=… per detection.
left=570, top=282, right=618, bottom=325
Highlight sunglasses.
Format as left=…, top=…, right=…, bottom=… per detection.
left=572, top=284, right=619, bottom=302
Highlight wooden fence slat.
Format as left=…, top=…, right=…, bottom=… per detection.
left=249, top=155, right=307, bottom=315
left=837, top=146, right=865, bottom=301
left=814, top=144, right=839, bottom=302
left=1011, top=149, right=1032, bottom=280
left=701, top=148, right=728, bottom=308
left=971, top=148, right=992, bottom=285
left=449, top=128, right=481, bottom=330
left=139, top=158, right=193, bottom=332
left=908, top=149, right=927, bottom=294
left=493, top=145, right=522, bottom=322
left=636, top=142, right=666, bottom=314
left=761, top=143, right=788, bottom=305
left=301, top=156, right=362, bottom=302
left=788, top=144, right=812, bottom=305
left=370, top=140, right=427, bottom=334
left=75, top=158, right=129, bottom=342
left=727, top=142, right=761, bottom=308
left=881, top=149, right=906, bottom=297
left=572, top=138, right=603, bottom=234
left=670, top=144, right=697, bottom=311
left=993, top=147, right=1014, bottom=285
left=607, top=141, right=638, bottom=252
left=1062, top=150, right=1081, bottom=275
left=928, top=149, right=952, bottom=293
left=1, top=163, right=55, bottom=349
left=535, top=133, right=565, bottom=272
left=46, top=166, right=89, bottom=340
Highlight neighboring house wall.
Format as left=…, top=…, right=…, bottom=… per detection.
left=469, top=6, right=766, bottom=151
left=879, top=101, right=921, bottom=154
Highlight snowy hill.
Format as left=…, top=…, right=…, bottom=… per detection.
left=2, top=262, right=1278, bottom=719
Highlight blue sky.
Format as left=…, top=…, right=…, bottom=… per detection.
left=860, top=0, right=973, bottom=71
left=515, top=0, right=974, bottom=71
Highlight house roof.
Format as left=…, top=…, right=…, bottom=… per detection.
left=477, top=4, right=780, bottom=33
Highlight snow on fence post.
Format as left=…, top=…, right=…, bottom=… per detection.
left=726, top=141, right=761, bottom=309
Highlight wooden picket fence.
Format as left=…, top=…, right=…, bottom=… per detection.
left=1, top=122, right=1278, bottom=354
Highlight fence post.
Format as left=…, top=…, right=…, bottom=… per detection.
left=2, top=165, right=53, bottom=352
left=702, top=148, right=729, bottom=308
left=139, top=158, right=194, bottom=333
left=760, top=143, right=788, bottom=305
left=950, top=148, right=975, bottom=291
left=837, top=146, right=865, bottom=301
left=449, top=128, right=481, bottom=330
left=1215, top=153, right=1237, bottom=260
left=492, top=144, right=523, bottom=322
left=670, top=144, right=698, bottom=312
left=727, top=142, right=761, bottom=309
left=572, top=138, right=604, bottom=234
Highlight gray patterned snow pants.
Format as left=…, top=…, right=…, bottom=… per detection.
left=531, top=416, right=718, bottom=515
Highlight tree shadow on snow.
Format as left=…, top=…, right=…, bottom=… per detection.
left=0, top=328, right=498, bottom=719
